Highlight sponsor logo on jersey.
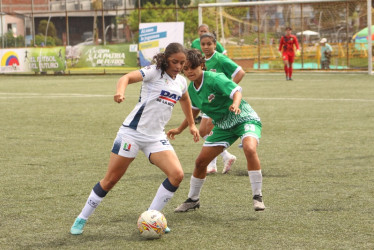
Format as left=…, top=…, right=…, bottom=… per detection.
left=210, top=69, right=216, bottom=72
left=123, top=143, right=131, bottom=151
left=208, top=94, right=215, bottom=103
left=157, top=90, right=181, bottom=106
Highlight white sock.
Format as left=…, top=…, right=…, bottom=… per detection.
left=248, top=170, right=263, bottom=197
left=148, top=183, right=175, bottom=211
left=188, top=176, right=206, bottom=200
left=78, top=190, right=104, bottom=220
left=220, top=149, right=230, bottom=159
left=209, top=157, right=217, bottom=166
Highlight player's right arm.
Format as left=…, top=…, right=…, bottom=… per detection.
left=114, top=70, right=143, bottom=103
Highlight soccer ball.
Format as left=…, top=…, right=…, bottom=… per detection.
left=137, top=210, right=167, bottom=239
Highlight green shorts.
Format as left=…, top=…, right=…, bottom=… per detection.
left=204, top=121, right=262, bottom=148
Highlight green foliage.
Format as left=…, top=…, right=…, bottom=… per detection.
left=0, top=31, right=25, bottom=48
left=38, top=20, right=57, bottom=38
left=135, top=0, right=191, bottom=7
left=32, top=34, right=62, bottom=46
left=35, top=20, right=62, bottom=46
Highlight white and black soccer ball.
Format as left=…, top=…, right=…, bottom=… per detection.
left=137, top=210, right=167, bottom=239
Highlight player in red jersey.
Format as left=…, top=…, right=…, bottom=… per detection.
left=278, top=27, right=300, bottom=80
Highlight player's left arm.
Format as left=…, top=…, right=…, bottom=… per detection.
left=232, top=68, right=245, bottom=84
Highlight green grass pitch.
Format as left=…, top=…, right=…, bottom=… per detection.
left=1, top=73, right=373, bottom=249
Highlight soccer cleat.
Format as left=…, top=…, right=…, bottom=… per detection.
left=174, top=198, right=200, bottom=212
left=165, top=227, right=171, bottom=233
left=286, top=76, right=289, bottom=81
left=70, top=217, right=87, bottom=235
left=253, top=195, right=265, bottom=211
left=288, top=78, right=293, bottom=81
left=206, top=162, right=217, bottom=174
left=222, top=154, right=237, bottom=174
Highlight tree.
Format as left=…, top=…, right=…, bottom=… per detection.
left=38, top=20, right=57, bottom=38
left=135, top=0, right=191, bottom=8
left=36, top=20, right=62, bottom=46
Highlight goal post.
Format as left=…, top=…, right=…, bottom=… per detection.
left=198, top=0, right=373, bottom=75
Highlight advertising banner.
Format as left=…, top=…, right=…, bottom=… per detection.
left=0, top=47, right=66, bottom=73
left=66, top=44, right=138, bottom=69
left=138, top=22, right=184, bottom=67
left=0, top=49, right=28, bottom=73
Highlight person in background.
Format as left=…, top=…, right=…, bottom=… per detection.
left=319, top=38, right=333, bottom=70
left=279, top=27, right=300, bottom=81
left=191, top=24, right=227, bottom=56
left=199, top=32, right=246, bottom=174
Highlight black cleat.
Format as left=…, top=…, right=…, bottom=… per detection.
left=175, top=198, right=200, bottom=212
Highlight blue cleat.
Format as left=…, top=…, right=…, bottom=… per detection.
left=165, top=227, right=171, bottom=234
left=70, top=217, right=87, bottom=235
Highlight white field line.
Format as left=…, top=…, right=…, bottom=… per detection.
left=245, top=97, right=374, bottom=102
left=0, top=92, right=373, bottom=103
left=0, top=93, right=112, bottom=98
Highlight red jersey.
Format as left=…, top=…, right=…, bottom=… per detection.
left=279, top=35, right=299, bottom=54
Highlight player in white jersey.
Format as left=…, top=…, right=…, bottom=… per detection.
left=70, top=43, right=199, bottom=235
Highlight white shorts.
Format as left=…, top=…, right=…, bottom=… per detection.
left=111, top=126, right=174, bottom=160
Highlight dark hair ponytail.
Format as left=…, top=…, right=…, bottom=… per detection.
left=200, top=32, right=217, bottom=44
left=152, top=43, right=186, bottom=77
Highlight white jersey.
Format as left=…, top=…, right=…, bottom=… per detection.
left=123, top=65, right=187, bottom=137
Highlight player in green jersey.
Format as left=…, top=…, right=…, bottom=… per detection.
left=168, top=49, right=265, bottom=212
left=199, top=32, right=246, bottom=174
left=191, top=24, right=227, bottom=55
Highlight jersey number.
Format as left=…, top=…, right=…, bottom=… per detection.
left=160, top=140, right=170, bottom=145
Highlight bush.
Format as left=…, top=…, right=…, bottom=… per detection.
left=0, top=31, right=25, bottom=48
left=32, top=34, right=62, bottom=47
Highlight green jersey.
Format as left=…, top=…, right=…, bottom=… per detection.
left=188, top=71, right=261, bottom=130
left=205, top=51, right=241, bottom=80
left=191, top=38, right=226, bottom=54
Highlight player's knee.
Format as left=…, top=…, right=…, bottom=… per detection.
left=242, top=142, right=258, bottom=158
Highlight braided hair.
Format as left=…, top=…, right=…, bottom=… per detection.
left=152, top=43, right=186, bottom=77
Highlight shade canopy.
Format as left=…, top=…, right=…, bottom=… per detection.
left=296, top=30, right=320, bottom=36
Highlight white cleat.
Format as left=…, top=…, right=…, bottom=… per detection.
left=206, top=162, right=217, bottom=174
left=222, top=154, right=237, bottom=174
left=253, top=195, right=265, bottom=211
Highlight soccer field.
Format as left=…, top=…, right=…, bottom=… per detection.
left=1, top=73, right=373, bottom=249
